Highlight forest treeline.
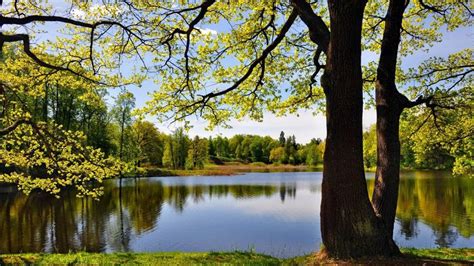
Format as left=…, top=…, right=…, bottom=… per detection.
left=26, top=85, right=325, bottom=169
left=4, top=79, right=462, bottom=173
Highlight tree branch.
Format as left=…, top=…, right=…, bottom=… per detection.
left=0, top=32, right=105, bottom=85
left=177, top=8, right=299, bottom=118
left=0, top=14, right=143, bottom=83
left=182, top=0, right=216, bottom=90
left=290, top=0, right=330, bottom=54
left=0, top=118, right=34, bottom=136
left=401, top=94, right=433, bottom=109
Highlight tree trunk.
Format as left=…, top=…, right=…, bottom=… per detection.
left=119, top=110, right=125, bottom=160
left=371, top=0, right=407, bottom=238
left=372, top=85, right=403, bottom=237
left=320, top=0, right=399, bottom=258
left=43, top=83, right=48, bottom=122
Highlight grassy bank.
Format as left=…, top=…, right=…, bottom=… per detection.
left=133, top=163, right=323, bottom=178
left=1, top=249, right=472, bottom=265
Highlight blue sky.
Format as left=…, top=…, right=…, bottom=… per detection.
left=2, top=2, right=472, bottom=143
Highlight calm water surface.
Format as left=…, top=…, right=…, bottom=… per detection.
left=0, top=171, right=473, bottom=257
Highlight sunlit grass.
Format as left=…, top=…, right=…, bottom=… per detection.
left=0, top=251, right=285, bottom=265
left=401, top=248, right=474, bottom=261
left=1, top=249, right=473, bottom=265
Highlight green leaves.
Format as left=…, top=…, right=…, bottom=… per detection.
left=0, top=48, right=123, bottom=197
left=0, top=118, right=122, bottom=198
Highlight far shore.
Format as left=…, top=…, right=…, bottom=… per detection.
left=126, top=163, right=449, bottom=178
left=129, top=163, right=323, bottom=178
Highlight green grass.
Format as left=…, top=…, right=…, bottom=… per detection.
left=0, top=251, right=299, bottom=265
left=1, top=249, right=472, bottom=265
left=401, top=248, right=474, bottom=261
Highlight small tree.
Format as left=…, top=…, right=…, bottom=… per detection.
left=131, top=120, right=164, bottom=166
left=269, top=147, right=286, bottom=164
left=186, top=136, right=209, bottom=169
left=162, top=141, right=173, bottom=169
left=111, top=91, right=135, bottom=161
left=279, top=131, right=286, bottom=147
left=305, top=141, right=322, bottom=166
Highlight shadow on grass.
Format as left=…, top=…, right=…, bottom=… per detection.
left=306, top=248, right=474, bottom=265
left=203, top=251, right=282, bottom=265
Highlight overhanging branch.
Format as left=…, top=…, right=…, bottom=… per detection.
left=0, top=118, right=34, bottom=136
left=290, top=0, right=330, bottom=53
left=177, top=8, right=299, bottom=118
left=0, top=14, right=140, bottom=83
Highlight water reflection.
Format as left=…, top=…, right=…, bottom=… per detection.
left=0, top=171, right=472, bottom=257
left=394, top=171, right=473, bottom=248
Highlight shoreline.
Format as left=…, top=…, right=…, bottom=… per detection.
left=1, top=248, right=473, bottom=265
left=131, top=163, right=323, bottom=178
left=125, top=164, right=453, bottom=179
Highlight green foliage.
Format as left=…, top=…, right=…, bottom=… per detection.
left=212, top=136, right=231, bottom=158
left=162, top=142, right=174, bottom=169
left=363, top=125, right=377, bottom=170
left=399, top=49, right=474, bottom=177
left=138, top=2, right=325, bottom=128
left=304, top=138, right=324, bottom=166
left=270, top=147, right=286, bottom=164
left=185, top=136, right=209, bottom=170
left=111, top=90, right=136, bottom=161
left=249, top=138, right=264, bottom=162
left=279, top=131, right=286, bottom=146
left=363, top=112, right=472, bottom=176
left=161, top=128, right=190, bottom=170
left=0, top=49, right=122, bottom=197
left=0, top=117, right=121, bottom=198
left=131, top=120, right=165, bottom=167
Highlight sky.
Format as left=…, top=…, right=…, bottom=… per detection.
left=3, top=2, right=472, bottom=143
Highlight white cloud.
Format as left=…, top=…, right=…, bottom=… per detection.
left=196, top=27, right=218, bottom=36
left=363, top=108, right=377, bottom=131
left=70, top=4, right=123, bottom=20
left=70, top=8, right=87, bottom=20
left=230, top=189, right=320, bottom=222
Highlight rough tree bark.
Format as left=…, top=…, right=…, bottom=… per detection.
left=320, top=0, right=400, bottom=258
left=371, top=0, right=409, bottom=238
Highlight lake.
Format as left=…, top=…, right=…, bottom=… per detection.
left=0, top=171, right=473, bottom=257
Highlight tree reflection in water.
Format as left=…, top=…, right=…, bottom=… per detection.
left=368, top=171, right=474, bottom=247
left=0, top=172, right=472, bottom=254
